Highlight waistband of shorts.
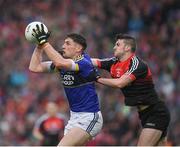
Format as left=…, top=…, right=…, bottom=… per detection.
left=137, top=101, right=164, bottom=112
left=70, top=111, right=101, bottom=114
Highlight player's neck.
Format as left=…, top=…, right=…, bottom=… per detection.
left=120, top=52, right=134, bottom=62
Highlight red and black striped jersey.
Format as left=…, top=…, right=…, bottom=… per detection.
left=97, top=54, right=160, bottom=106
left=34, top=113, right=66, bottom=145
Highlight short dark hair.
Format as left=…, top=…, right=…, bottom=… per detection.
left=66, top=33, right=87, bottom=50
left=115, top=34, right=136, bottom=52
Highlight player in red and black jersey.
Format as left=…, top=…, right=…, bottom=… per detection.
left=92, top=34, right=170, bottom=146
left=33, top=102, right=67, bottom=146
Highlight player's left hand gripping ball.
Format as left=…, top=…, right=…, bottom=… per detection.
left=25, top=21, right=50, bottom=45
left=32, top=24, right=50, bottom=45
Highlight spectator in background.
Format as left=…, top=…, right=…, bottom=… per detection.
left=33, top=102, right=67, bottom=146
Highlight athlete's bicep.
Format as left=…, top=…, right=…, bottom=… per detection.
left=112, top=74, right=134, bottom=88
left=91, top=58, right=99, bottom=67
left=54, top=59, right=79, bottom=71
left=97, top=57, right=117, bottom=71
left=51, top=58, right=80, bottom=71
left=31, top=61, right=53, bottom=73
left=119, top=73, right=134, bottom=87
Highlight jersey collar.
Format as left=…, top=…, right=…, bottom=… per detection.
left=120, top=53, right=135, bottom=63
left=73, top=54, right=84, bottom=62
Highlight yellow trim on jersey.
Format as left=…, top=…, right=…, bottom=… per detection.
left=72, top=55, right=84, bottom=71
left=75, top=63, right=79, bottom=71
left=73, top=54, right=84, bottom=62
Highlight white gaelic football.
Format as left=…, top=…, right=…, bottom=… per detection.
left=25, top=21, right=48, bottom=44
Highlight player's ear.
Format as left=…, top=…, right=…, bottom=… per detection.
left=75, top=43, right=83, bottom=52
left=125, top=45, right=131, bottom=51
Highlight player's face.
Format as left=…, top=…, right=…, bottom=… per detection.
left=62, top=38, right=78, bottom=59
left=46, top=102, right=58, bottom=116
left=113, top=39, right=126, bottom=58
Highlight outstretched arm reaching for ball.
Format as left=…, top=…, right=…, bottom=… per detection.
left=29, top=46, right=52, bottom=73
left=29, top=24, right=81, bottom=72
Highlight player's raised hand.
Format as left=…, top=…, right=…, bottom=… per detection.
left=32, top=24, right=50, bottom=45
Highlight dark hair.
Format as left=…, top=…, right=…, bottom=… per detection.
left=115, top=34, right=136, bottom=52
left=66, top=33, right=87, bottom=50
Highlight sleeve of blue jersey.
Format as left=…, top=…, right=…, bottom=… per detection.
left=76, top=58, right=93, bottom=77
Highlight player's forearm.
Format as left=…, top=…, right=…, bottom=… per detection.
left=97, top=78, right=122, bottom=88
left=29, top=47, right=43, bottom=72
left=97, top=75, right=132, bottom=88
left=39, top=43, right=62, bottom=63
left=40, top=43, right=71, bottom=69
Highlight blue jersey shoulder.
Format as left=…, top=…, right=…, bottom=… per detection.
left=75, top=53, right=94, bottom=77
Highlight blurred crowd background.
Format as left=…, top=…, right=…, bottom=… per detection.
left=0, top=0, right=179, bottom=145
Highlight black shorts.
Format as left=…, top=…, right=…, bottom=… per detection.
left=138, top=101, right=170, bottom=138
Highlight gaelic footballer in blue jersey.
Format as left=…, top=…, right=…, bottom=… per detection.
left=50, top=53, right=100, bottom=112
left=29, top=29, right=103, bottom=146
